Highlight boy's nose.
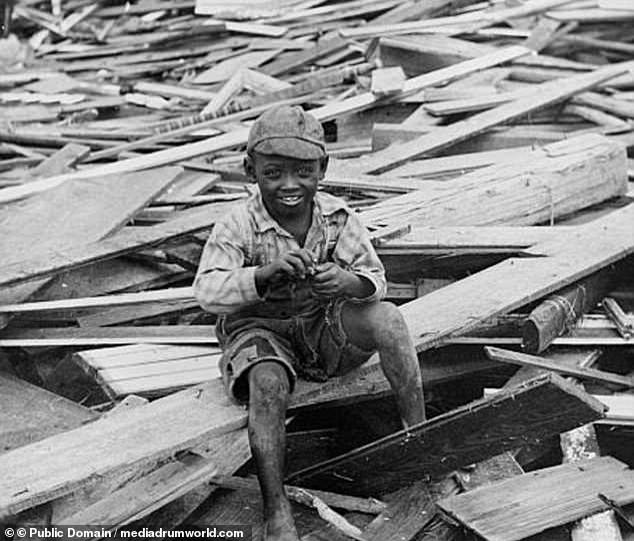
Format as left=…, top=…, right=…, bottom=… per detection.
left=280, top=172, right=299, bottom=188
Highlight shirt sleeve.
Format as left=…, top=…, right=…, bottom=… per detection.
left=331, top=209, right=387, bottom=303
left=193, top=211, right=262, bottom=315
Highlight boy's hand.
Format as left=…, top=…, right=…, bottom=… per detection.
left=311, top=263, right=373, bottom=298
left=255, top=249, right=315, bottom=293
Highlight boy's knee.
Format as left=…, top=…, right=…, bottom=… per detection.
left=373, top=302, right=409, bottom=341
left=249, top=361, right=291, bottom=398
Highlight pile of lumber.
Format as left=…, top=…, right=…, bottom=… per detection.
left=1, top=0, right=634, bottom=538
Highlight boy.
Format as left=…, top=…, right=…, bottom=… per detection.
left=194, top=105, right=425, bottom=541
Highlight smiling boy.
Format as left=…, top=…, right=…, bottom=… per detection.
left=194, top=105, right=425, bottom=541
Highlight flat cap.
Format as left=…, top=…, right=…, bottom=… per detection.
left=247, top=105, right=326, bottom=160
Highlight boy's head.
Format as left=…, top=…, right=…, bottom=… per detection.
left=245, top=105, right=329, bottom=221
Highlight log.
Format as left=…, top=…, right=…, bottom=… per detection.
left=286, top=373, right=605, bottom=495
left=522, top=269, right=615, bottom=353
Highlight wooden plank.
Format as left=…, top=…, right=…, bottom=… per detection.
left=379, top=225, right=562, bottom=252
left=447, top=336, right=634, bottom=347
left=389, top=147, right=530, bottom=178
left=212, top=475, right=387, bottom=515
left=77, top=300, right=200, bottom=327
left=360, top=134, right=627, bottom=229
left=74, top=344, right=221, bottom=370
left=360, top=478, right=457, bottom=541
left=0, top=166, right=183, bottom=329
left=0, top=166, right=182, bottom=267
left=56, top=428, right=250, bottom=527
left=286, top=373, right=606, bottom=495
left=0, top=287, right=196, bottom=313
left=341, top=0, right=578, bottom=38
left=0, top=371, right=96, bottom=454
left=484, top=347, right=634, bottom=388
left=58, top=454, right=218, bottom=527
left=436, top=456, right=634, bottom=541
left=0, top=202, right=235, bottom=289
left=360, top=61, right=632, bottom=174
left=261, top=36, right=348, bottom=77
left=24, top=143, right=89, bottom=179
left=0, top=325, right=218, bottom=347
left=0, top=378, right=238, bottom=517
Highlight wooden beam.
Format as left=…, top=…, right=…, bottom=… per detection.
left=484, top=347, right=634, bottom=388
left=360, top=134, right=627, bottom=229
left=359, top=61, right=632, bottom=174
left=286, top=373, right=605, bottom=495
left=0, top=287, right=195, bottom=313
left=0, top=325, right=218, bottom=347
left=436, top=456, right=634, bottom=541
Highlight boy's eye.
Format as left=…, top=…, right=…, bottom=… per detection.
left=297, top=166, right=314, bottom=177
left=263, top=168, right=281, bottom=179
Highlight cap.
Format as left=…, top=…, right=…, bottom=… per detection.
left=247, top=105, right=326, bottom=160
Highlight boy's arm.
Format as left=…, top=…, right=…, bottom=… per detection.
left=194, top=216, right=261, bottom=315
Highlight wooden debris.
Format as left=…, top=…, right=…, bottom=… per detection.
left=212, top=475, right=386, bottom=515
left=287, top=373, right=605, bottom=495
left=359, top=62, right=633, bottom=174
left=436, top=456, right=634, bottom=541
left=522, top=269, right=615, bottom=353
left=603, top=297, right=634, bottom=339
left=370, top=66, right=405, bottom=97
left=484, top=346, right=634, bottom=388
left=1, top=0, right=634, bottom=530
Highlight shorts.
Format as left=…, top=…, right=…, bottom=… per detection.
left=217, top=299, right=375, bottom=404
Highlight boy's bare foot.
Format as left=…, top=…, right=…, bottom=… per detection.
left=263, top=502, right=299, bottom=541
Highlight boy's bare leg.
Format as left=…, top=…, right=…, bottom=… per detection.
left=341, top=301, right=426, bottom=428
left=248, top=362, right=299, bottom=541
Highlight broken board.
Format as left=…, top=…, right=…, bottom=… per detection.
left=286, top=373, right=605, bottom=495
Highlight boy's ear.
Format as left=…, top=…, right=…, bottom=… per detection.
left=319, top=155, right=329, bottom=178
left=244, top=154, right=256, bottom=181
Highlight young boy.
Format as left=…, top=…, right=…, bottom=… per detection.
left=194, top=105, right=425, bottom=541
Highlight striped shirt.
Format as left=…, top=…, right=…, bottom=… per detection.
left=194, top=186, right=386, bottom=317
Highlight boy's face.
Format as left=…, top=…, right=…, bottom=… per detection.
left=245, top=152, right=328, bottom=221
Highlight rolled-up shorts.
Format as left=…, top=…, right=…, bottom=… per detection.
left=217, top=299, right=375, bottom=404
